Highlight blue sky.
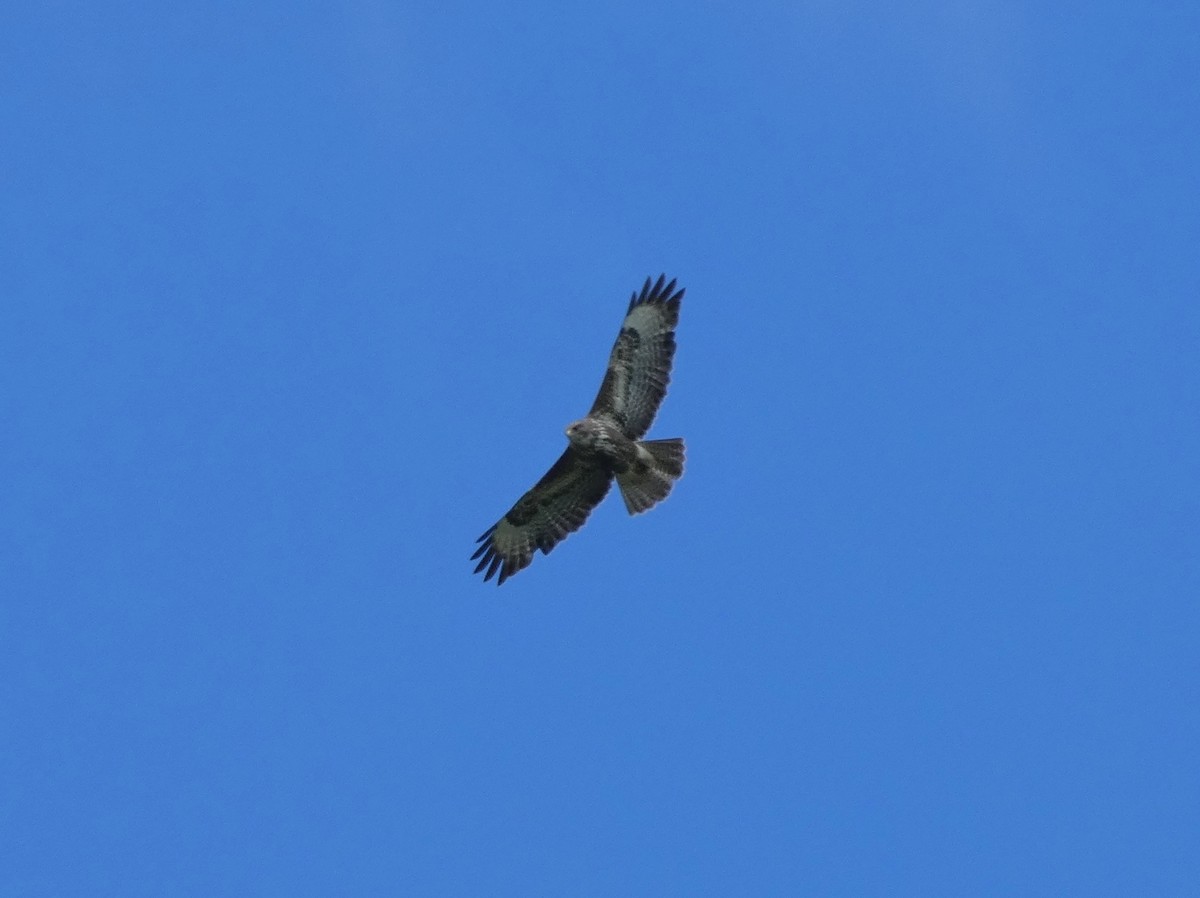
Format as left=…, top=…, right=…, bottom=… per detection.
left=3, top=1, right=1198, bottom=894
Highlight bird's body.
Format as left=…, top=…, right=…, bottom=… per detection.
left=472, top=275, right=686, bottom=585
left=564, top=417, right=638, bottom=473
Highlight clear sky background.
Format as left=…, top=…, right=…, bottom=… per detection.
left=3, top=2, right=1198, bottom=895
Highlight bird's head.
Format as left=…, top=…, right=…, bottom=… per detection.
left=565, top=418, right=597, bottom=448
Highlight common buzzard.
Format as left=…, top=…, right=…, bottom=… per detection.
left=472, top=275, right=686, bottom=585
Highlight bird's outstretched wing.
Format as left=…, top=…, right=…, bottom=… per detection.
left=472, top=448, right=613, bottom=585
left=588, top=274, right=684, bottom=439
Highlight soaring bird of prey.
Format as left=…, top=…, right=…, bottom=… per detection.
left=472, top=275, right=686, bottom=585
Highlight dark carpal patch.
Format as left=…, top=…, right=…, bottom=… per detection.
left=506, top=495, right=538, bottom=526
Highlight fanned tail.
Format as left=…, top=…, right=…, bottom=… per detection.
left=615, top=438, right=685, bottom=515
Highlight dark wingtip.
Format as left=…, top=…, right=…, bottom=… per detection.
left=629, top=278, right=649, bottom=313
left=630, top=274, right=683, bottom=309
left=471, top=525, right=497, bottom=561
left=484, top=552, right=503, bottom=581
left=471, top=524, right=522, bottom=585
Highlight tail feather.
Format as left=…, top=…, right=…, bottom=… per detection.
left=616, top=438, right=685, bottom=515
